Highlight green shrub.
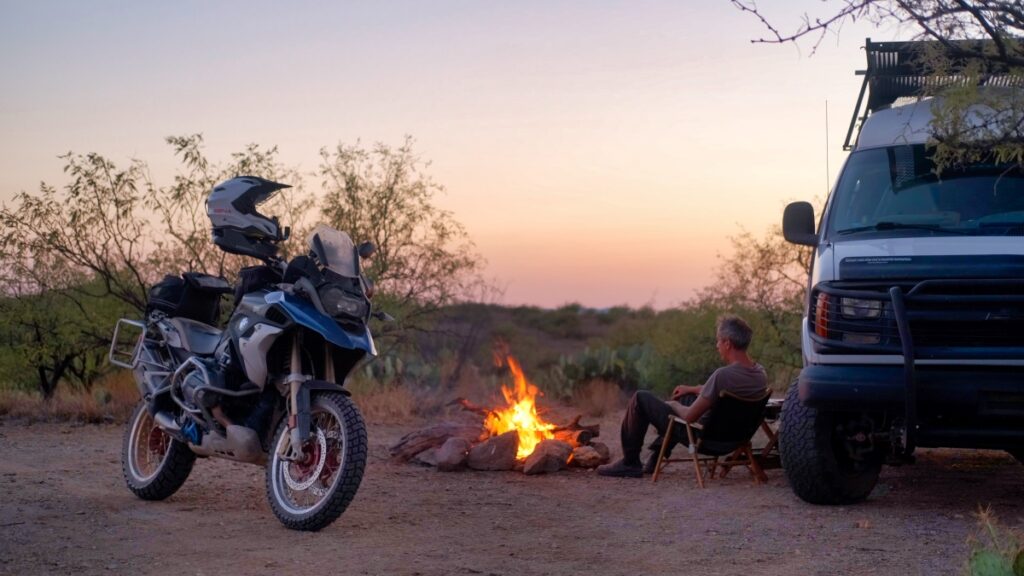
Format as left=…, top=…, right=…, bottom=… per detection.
left=965, top=508, right=1024, bottom=576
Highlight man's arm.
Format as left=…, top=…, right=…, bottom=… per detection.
left=665, top=394, right=713, bottom=423
left=682, top=395, right=713, bottom=424
left=671, top=384, right=703, bottom=400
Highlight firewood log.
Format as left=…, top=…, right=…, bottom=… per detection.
left=551, top=415, right=600, bottom=437
left=389, top=422, right=485, bottom=462
left=553, top=429, right=595, bottom=447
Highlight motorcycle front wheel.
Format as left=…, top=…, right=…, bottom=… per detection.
left=122, top=402, right=196, bottom=500
left=265, top=391, right=368, bottom=531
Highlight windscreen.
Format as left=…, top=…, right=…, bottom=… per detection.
left=307, top=224, right=358, bottom=277
left=827, top=145, right=1024, bottom=237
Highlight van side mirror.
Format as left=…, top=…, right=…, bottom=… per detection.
left=783, top=202, right=818, bottom=246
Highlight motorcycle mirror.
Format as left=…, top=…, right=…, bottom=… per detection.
left=281, top=226, right=291, bottom=241
left=357, top=242, right=376, bottom=259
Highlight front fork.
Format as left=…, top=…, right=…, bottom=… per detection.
left=278, top=334, right=336, bottom=460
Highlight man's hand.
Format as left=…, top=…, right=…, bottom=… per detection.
left=671, top=384, right=699, bottom=400
left=671, top=385, right=687, bottom=400
left=665, top=400, right=689, bottom=420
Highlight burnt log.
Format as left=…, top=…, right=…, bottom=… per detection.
left=448, top=397, right=492, bottom=418
left=413, top=447, right=440, bottom=467
left=551, top=415, right=600, bottom=437
left=553, top=429, right=595, bottom=447
left=389, top=422, right=485, bottom=463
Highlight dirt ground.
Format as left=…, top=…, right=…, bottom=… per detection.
left=1, top=410, right=1022, bottom=576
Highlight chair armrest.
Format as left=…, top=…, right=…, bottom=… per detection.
left=669, top=415, right=703, bottom=430
left=672, top=418, right=702, bottom=454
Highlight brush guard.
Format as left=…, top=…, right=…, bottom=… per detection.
left=807, top=278, right=1024, bottom=457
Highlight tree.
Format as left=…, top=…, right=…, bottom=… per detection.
left=0, top=135, right=309, bottom=317
left=0, top=135, right=313, bottom=397
left=694, top=223, right=816, bottom=385
left=732, top=0, right=1024, bottom=167
left=318, top=137, right=485, bottom=343
left=149, top=135, right=314, bottom=277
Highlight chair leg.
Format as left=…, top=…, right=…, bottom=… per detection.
left=744, top=444, right=768, bottom=484
left=709, top=457, right=719, bottom=479
left=719, top=452, right=736, bottom=479
left=683, top=423, right=705, bottom=489
left=692, top=453, right=708, bottom=483
left=652, top=418, right=676, bottom=483
left=691, top=450, right=705, bottom=489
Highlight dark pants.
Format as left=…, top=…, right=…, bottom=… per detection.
left=620, top=390, right=692, bottom=465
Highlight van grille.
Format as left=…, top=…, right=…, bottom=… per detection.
left=809, top=279, right=1024, bottom=358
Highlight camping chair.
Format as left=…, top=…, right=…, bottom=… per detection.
left=651, top=389, right=771, bottom=487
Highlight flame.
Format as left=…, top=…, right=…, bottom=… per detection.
left=483, top=356, right=557, bottom=459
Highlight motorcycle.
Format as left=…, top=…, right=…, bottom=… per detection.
left=110, top=221, right=380, bottom=531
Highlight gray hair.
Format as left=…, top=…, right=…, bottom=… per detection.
left=716, top=315, right=753, bottom=351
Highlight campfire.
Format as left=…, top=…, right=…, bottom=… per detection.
left=389, top=353, right=610, bottom=474
left=482, top=355, right=556, bottom=460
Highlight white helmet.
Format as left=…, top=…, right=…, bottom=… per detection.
left=207, top=176, right=291, bottom=259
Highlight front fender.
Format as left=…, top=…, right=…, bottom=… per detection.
left=266, top=291, right=376, bottom=356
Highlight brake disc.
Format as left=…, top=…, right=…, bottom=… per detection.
left=283, top=428, right=328, bottom=492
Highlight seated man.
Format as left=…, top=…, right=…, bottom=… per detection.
left=597, top=314, right=768, bottom=478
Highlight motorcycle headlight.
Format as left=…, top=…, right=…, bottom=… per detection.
left=840, top=298, right=881, bottom=319
left=319, top=286, right=368, bottom=319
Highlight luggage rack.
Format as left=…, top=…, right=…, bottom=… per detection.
left=109, top=318, right=146, bottom=369
left=845, top=38, right=1024, bottom=150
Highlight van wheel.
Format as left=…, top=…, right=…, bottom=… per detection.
left=779, top=381, right=883, bottom=505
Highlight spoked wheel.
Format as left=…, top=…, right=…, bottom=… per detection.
left=266, top=391, right=367, bottom=531
left=122, top=402, right=196, bottom=500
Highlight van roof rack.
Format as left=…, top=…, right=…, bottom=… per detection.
left=844, top=38, right=1023, bottom=150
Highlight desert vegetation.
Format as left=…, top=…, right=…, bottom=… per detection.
left=0, top=135, right=809, bottom=423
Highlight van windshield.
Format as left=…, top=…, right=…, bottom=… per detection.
left=827, top=145, right=1024, bottom=238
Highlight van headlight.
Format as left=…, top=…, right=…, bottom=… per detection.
left=840, top=298, right=881, bottom=319
left=319, top=285, right=368, bottom=319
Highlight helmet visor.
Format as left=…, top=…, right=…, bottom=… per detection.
left=230, top=177, right=290, bottom=222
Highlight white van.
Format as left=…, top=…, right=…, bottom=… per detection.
left=779, top=39, right=1024, bottom=504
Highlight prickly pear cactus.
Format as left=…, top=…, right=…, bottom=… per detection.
left=969, top=550, right=1014, bottom=576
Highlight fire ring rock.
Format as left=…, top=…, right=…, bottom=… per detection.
left=435, top=437, right=471, bottom=471
left=570, top=445, right=607, bottom=468
left=467, top=431, right=519, bottom=471
left=589, top=441, right=610, bottom=462
left=523, top=439, right=573, bottom=475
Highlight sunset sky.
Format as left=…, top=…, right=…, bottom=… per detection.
left=0, top=1, right=892, bottom=308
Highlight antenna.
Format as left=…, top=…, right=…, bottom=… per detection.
left=825, top=100, right=830, bottom=194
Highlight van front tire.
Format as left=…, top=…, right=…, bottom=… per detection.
left=779, top=381, right=882, bottom=505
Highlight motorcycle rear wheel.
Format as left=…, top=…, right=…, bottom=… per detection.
left=122, top=402, right=196, bottom=500
left=265, top=391, right=367, bottom=531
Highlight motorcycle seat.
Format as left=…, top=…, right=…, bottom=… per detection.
left=167, top=317, right=223, bottom=356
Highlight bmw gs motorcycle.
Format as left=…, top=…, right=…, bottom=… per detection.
left=109, top=176, right=381, bottom=531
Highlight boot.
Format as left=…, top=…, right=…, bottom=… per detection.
left=597, top=458, right=643, bottom=478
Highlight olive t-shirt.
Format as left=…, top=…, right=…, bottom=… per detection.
left=697, top=362, right=768, bottom=424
